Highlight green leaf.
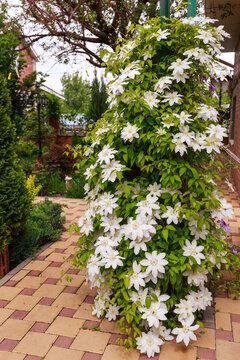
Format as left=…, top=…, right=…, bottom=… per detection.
left=162, top=229, right=168, bottom=241
left=124, top=185, right=131, bottom=197
left=145, top=296, right=151, bottom=309
left=124, top=277, right=130, bottom=288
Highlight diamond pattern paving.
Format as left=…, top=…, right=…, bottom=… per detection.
left=0, top=195, right=238, bottom=359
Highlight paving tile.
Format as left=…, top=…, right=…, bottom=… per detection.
left=0, top=300, right=8, bottom=308
left=28, top=270, right=42, bottom=277
left=0, top=319, right=33, bottom=340
left=158, top=341, right=196, bottom=360
left=195, top=328, right=215, bottom=349
left=215, top=298, right=240, bottom=314
left=108, top=334, right=124, bottom=345
left=66, top=268, right=79, bottom=275
left=20, top=288, right=36, bottom=296
left=44, top=346, right=84, bottom=360
left=63, top=286, right=79, bottom=294
left=77, top=282, right=97, bottom=297
left=0, top=286, right=22, bottom=300
left=24, top=356, right=43, bottom=360
left=39, top=248, right=54, bottom=257
left=59, top=308, right=77, bottom=318
left=84, top=296, right=95, bottom=304
left=216, top=339, right=240, bottom=360
left=231, top=313, right=240, bottom=322
left=46, top=316, right=84, bottom=337
left=215, top=312, right=231, bottom=330
left=36, top=255, right=47, bottom=260
left=53, top=335, right=74, bottom=348
left=58, top=274, right=85, bottom=287
left=54, top=248, right=65, bottom=253
left=30, top=322, right=49, bottom=333
left=74, top=303, right=97, bottom=321
left=101, top=345, right=139, bottom=360
left=84, top=320, right=101, bottom=330
left=71, top=329, right=110, bottom=354
left=50, top=261, right=63, bottom=268
left=41, top=266, right=65, bottom=278
left=10, top=270, right=29, bottom=282
left=0, top=339, right=19, bottom=351
left=45, top=253, right=65, bottom=262
left=4, top=280, right=18, bottom=287
left=38, top=297, right=55, bottom=306
left=13, top=332, right=57, bottom=357
left=15, top=276, right=44, bottom=290
left=0, top=308, right=15, bottom=324
left=0, top=351, right=25, bottom=360
left=139, top=354, right=159, bottom=360
left=33, top=284, right=65, bottom=299
left=10, top=310, right=28, bottom=320
left=24, top=304, right=61, bottom=323
left=100, top=318, right=120, bottom=334
left=6, top=295, right=39, bottom=311
left=52, top=292, right=85, bottom=309
left=82, top=353, right=102, bottom=360
left=232, top=322, right=240, bottom=342
left=43, top=278, right=58, bottom=285
left=215, top=329, right=233, bottom=341
left=23, top=260, right=51, bottom=271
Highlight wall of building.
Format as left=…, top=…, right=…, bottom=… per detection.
left=18, top=44, right=36, bottom=80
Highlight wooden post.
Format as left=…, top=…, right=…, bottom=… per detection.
left=187, top=0, right=197, bottom=18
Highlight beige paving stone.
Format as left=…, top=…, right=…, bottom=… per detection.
left=216, top=339, right=240, bottom=360
left=45, top=347, right=84, bottom=360
left=100, top=318, right=120, bottom=334
left=15, top=276, right=45, bottom=289
left=49, top=240, right=72, bottom=250
left=10, top=270, right=30, bottom=282
left=159, top=342, right=197, bottom=360
left=59, top=274, right=85, bottom=287
left=0, top=319, right=34, bottom=340
left=6, top=294, right=39, bottom=311
left=23, top=260, right=51, bottom=271
left=232, top=322, right=240, bottom=342
left=24, top=304, right=61, bottom=323
left=0, top=308, right=15, bottom=325
left=14, top=332, right=57, bottom=357
left=215, top=297, right=240, bottom=314
left=102, top=345, right=139, bottom=360
left=215, top=312, right=232, bottom=331
left=64, top=246, right=77, bottom=254
left=0, top=352, right=25, bottom=360
left=0, top=286, right=22, bottom=300
left=74, top=303, right=97, bottom=320
left=52, top=292, right=85, bottom=309
left=39, top=247, right=54, bottom=256
left=46, top=316, right=84, bottom=337
left=33, top=284, right=65, bottom=299
left=195, top=328, right=215, bottom=349
left=77, top=282, right=97, bottom=297
left=45, top=252, right=66, bottom=262
left=71, top=329, right=110, bottom=353
left=41, top=266, right=65, bottom=279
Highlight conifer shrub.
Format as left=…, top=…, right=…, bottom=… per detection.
left=0, top=74, right=31, bottom=251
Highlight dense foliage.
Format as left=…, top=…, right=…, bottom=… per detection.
left=0, top=74, right=31, bottom=251
left=87, top=72, right=108, bottom=123
left=72, top=17, right=239, bottom=357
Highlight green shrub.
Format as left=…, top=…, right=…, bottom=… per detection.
left=49, top=171, right=66, bottom=195
left=66, top=170, right=86, bottom=198
left=9, top=199, right=65, bottom=269
left=0, top=74, right=31, bottom=251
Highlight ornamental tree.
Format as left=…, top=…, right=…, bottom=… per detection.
left=72, top=17, right=237, bottom=358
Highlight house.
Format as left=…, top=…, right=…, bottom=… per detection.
left=205, top=0, right=240, bottom=191
left=18, top=42, right=38, bottom=81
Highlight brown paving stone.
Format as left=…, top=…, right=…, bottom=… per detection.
left=0, top=352, right=25, bottom=360
left=54, top=248, right=65, bottom=253
left=28, top=270, right=42, bottom=277
left=44, top=278, right=58, bottom=285
left=197, top=347, right=216, bottom=360
left=24, top=304, right=61, bottom=323
left=38, top=297, right=55, bottom=306
left=13, top=332, right=57, bottom=357
left=6, top=295, right=39, bottom=311
left=46, top=316, right=84, bottom=337
left=33, top=284, right=65, bottom=299
left=30, top=322, right=50, bottom=333
left=50, top=261, right=63, bottom=268
left=84, top=295, right=95, bottom=304
left=4, top=280, right=18, bottom=287
left=231, top=313, right=240, bottom=322
left=232, top=322, right=240, bottom=342
left=36, top=255, right=47, bottom=260
left=215, top=298, right=240, bottom=314
left=24, top=356, right=43, bottom=360
left=0, top=308, right=15, bottom=324
left=44, top=346, right=84, bottom=360
left=216, top=339, right=240, bottom=360
left=139, top=354, right=159, bottom=360
left=84, top=320, right=101, bottom=330
left=0, top=286, right=22, bottom=300
left=0, top=339, right=19, bottom=351
left=23, top=260, right=51, bottom=272
left=215, top=312, right=231, bottom=330
left=215, top=329, right=233, bottom=341
left=63, top=286, right=79, bottom=294
left=82, top=353, right=103, bottom=360
left=101, top=345, right=139, bottom=360
left=15, top=276, right=44, bottom=290
left=53, top=335, right=74, bottom=348
left=66, top=268, right=79, bottom=275
left=100, top=318, right=120, bottom=334
left=20, top=288, right=36, bottom=296
left=159, top=342, right=196, bottom=360
left=71, top=329, right=110, bottom=354
left=52, top=292, right=85, bottom=309
left=74, top=303, right=97, bottom=321
left=10, top=310, right=28, bottom=320
left=0, top=319, right=33, bottom=340
left=59, top=308, right=77, bottom=318
left=0, top=300, right=8, bottom=308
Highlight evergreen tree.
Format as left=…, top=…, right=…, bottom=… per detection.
left=0, top=74, right=31, bottom=251
left=87, top=72, right=108, bottom=122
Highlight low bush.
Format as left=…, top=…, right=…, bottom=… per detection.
left=9, top=199, right=65, bottom=269
left=49, top=171, right=66, bottom=195
left=66, top=170, right=86, bottom=198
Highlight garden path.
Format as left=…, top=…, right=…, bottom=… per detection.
left=0, top=189, right=239, bottom=360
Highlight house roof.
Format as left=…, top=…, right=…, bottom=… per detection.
left=205, top=0, right=240, bottom=52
